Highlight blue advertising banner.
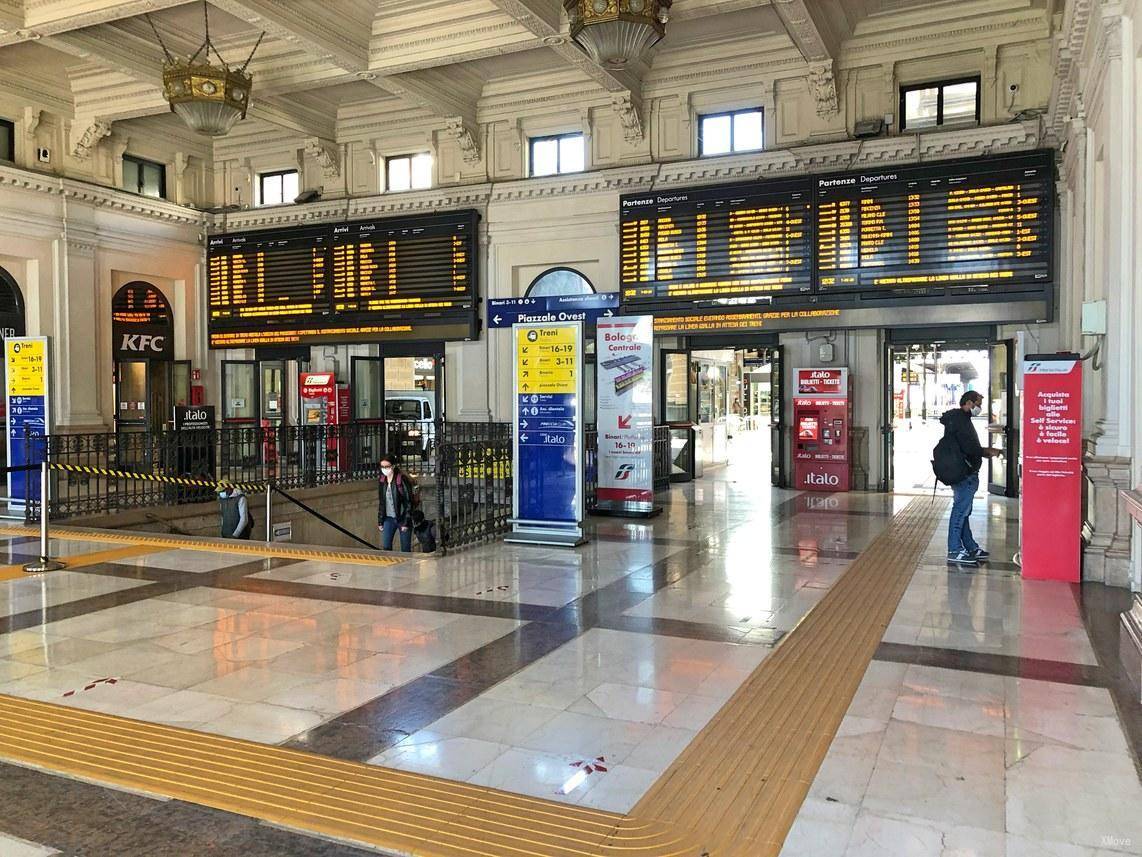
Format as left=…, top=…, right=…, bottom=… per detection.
left=486, top=293, right=619, bottom=329
left=5, top=337, right=50, bottom=510
left=508, top=322, right=585, bottom=547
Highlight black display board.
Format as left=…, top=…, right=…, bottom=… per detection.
left=207, top=210, right=478, bottom=348
left=620, top=150, right=1054, bottom=315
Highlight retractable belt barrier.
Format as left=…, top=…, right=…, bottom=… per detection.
left=47, top=462, right=263, bottom=494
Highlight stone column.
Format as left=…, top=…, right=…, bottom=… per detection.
left=52, top=231, right=103, bottom=430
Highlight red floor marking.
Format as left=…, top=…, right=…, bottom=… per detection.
left=475, top=585, right=511, bottom=596
left=570, top=755, right=607, bottom=774
left=61, top=677, right=119, bottom=698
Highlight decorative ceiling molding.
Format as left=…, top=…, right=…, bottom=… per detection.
left=445, top=117, right=483, bottom=165
left=1047, top=0, right=1093, bottom=142
left=69, top=118, right=112, bottom=159
left=806, top=60, right=838, bottom=118
left=611, top=93, right=645, bottom=144
left=304, top=137, right=342, bottom=179
left=772, top=0, right=835, bottom=61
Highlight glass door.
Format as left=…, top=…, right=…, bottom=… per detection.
left=221, top=360, right=259, bottom=470
left=769, top=346, right=784, bottom=487
left=114, top=359, right=150, bottom=470
left=172, top=360, right=191, bottom=410
left=351, top=356, right=384, bottom=468
left=660, top=348, right=696, bottom=481
left=987, top=340, right=1017, bottom=497
left=881, top=342, right=897, bottom=492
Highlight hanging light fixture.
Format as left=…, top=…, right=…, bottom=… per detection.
left=563, top=0, right=671, bottom=69
left=147, top=3, right=264, bottom=137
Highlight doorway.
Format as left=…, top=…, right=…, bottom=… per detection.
left=351, top=346, right=443, bottom=468
left=661, top=344, right=784, bottom=486
left=883, top=338, right=1017, bottom=497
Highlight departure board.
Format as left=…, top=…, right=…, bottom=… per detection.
left=619, top=150, right=1054, bottom=313
left=207, top=210, right=478, bottom=348
left=621, top=176, right=813, bottom=303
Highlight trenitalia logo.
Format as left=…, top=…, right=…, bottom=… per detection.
left=806, top=471, right=840, bottom=486
left=615, top=464, right=635, bottom=481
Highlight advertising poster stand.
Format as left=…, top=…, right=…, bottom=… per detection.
left=6, top=336, right=51, bottom=513
left=792, top=368, right=851, bottom=492
left=594, top=315, right=659, bottom=518
left=506, top=321, right=586, bottom=547
left=1021, top=354, right=1082, bottom=582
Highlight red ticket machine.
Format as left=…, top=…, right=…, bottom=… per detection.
left=1021, top=354, right=1082, bottom=582
left=299, top=373, right=349, bottom=469
left=793, top=368, right=851, bottom=492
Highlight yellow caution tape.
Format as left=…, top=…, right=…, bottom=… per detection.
left=48, top=462, right=263, bottom=493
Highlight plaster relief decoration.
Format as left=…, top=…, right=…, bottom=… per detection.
left=305, top=137, right=341, bottom=179
left=612, top=93, right=645, bottom=144
left=22, top=108, right=42, bottom=139
left=807, top=61, right=838, bottom=118
left=446, top=117, right=482, bottom=165
left=70, top=120, right=112, bottom=159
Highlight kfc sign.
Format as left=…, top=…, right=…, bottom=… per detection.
left=113, top=321, right=173, bottom=360
left=119, top=333, right=166, bottom=354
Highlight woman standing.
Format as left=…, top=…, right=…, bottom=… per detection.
left=377, top=454, right=416, bottom=552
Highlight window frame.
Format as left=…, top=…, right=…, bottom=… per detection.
left=528, top=131, right=585, bottom=178
left=257, top=168, right=299, bottom=207
left=899, top=75, right=982, bottom=132
left=122, top=154, right=167, bottom=199
left=0, top=118, right=14, bottom=163
left=384, top=152, right=433, bottom=193
left=697, top=107, right=764, bottom=157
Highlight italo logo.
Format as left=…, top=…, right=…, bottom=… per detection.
left=615, top=464, right=635, bottom=481
left=120, top=334, right=165, bottom=353
left=806, top=471, right=840, bottom=486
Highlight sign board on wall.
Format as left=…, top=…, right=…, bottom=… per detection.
left=595, top=315, right=656, bottom=515
left=486, top=294, right=619, bottom=330
left=1021, top=356, right=1082, bottom=582
left=507, top=321, right=586, bottom=547
left=5, top=337, right=50, bottom=510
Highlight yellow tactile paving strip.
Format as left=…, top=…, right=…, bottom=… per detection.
left=632, top=496, right=948, bottom=856
left=0, top=545, right=165, bottom=581
left=0, top=497, right=944, bottom=855
left=0, top=525, right=403, bottom=567
left=0, top=694, right=697, bottom=857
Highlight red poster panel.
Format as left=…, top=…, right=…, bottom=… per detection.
left=1021, top=356, right=1082, bottom=582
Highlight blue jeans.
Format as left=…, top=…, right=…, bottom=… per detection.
left=947, top=473, right=980, bottom=555
left=380, top=517, right=411, bottom=552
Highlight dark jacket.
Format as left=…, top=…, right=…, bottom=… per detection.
left=939, top=407, right=984, bottom=475
left=378, top=471, right=416, bottom=525
left=219, top=489, right=253, bottom=539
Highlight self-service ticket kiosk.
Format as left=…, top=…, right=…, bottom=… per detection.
left=299, top=372, right=350, bottom=471
left=792, top=368, right=851, bottom=491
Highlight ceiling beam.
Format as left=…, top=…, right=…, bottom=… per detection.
left=770, top=0, right=839, bottom=118
left=0, top=1, right=22, bottom=33
left=207, top=0, right=369, bottom=73
left=0, top=0, right=191, bottom=46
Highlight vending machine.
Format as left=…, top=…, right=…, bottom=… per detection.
left=792, top=368, right=851, bottom=492
left=299, top=373, right=349, bottom=470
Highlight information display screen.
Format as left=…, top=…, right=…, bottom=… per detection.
left=620, top=150, right=1053, bottom=312
left=207, top=210, right=477, bottom=348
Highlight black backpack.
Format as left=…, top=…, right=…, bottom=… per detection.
left=932, top=434, right=971, bottom=486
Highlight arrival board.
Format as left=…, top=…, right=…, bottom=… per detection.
left=207, top=210, right=477, bottom=348
left=620, top=150, right=1053, bottom=311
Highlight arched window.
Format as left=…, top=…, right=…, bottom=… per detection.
left=112, top=281, right=173, bottom=360
left=0, top=266, right=25, bottom=324
left=524, top=267, right=595, bottom=298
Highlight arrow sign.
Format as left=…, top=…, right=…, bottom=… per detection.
left=487, top=293, right=620, bottom=329
left=618, top=415, right=632, bottom=429
left=493, top=315, right=502, bottom=324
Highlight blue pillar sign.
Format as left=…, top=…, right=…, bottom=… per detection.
left=5, top=337, right=51, bottom=512
left=506, top=321, right=586, bottom=547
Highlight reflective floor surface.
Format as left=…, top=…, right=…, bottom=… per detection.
left=0, top=445, right=1138, bottom=856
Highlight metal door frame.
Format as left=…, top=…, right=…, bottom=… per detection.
left=768, top=345, right=786, bottom=487
left=987, top=339, right=1019, bottom=497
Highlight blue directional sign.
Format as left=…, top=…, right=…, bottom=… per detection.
left=508, top=322, right=586, bottom=546
left=486, top=293, right=619, bottom=329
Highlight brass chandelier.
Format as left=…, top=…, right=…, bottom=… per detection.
left=147, top=3, right=265, bottom=137
left=563, top=0, right=672, bottom=69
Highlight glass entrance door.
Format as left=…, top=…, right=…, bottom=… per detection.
left=661, top=349, right=696, bottom=481
left=987, top=340, right=1017, bottom=497
left=768, top=346, right=784, bottom=487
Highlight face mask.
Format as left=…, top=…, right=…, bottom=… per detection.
left=218, top=490, right=228, bottom=498
left=381, top=467, right=393, bottom=477
left=970, top=405, right=982, bottom=417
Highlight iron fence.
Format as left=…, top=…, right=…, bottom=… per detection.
left=43, top=421, right=432, bottom=519
left=584, top=424, right=672, bottom=510
left=434, top=421, right=512, bottom=551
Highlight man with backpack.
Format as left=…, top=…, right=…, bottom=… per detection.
left=933, top=391, right=998, bottom=568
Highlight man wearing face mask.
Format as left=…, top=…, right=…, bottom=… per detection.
left=936, top=391, right=998, bottom=567
left=377, top=454, right=416, bottom=552
left=217, top=485, right=253, bottom=540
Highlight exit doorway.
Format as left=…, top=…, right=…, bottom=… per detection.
left=882, top=334, right=1017, bottom=497
left=661, top=342, right=784, bottom=486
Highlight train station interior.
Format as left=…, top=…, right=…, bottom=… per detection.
left=0, top=1, right=1140, bottom=855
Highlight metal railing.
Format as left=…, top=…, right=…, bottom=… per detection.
left=434, top=422, right=512, bottom=550
left=584, top=424, right=672, bottom=510
left=43, top=421, right=432, bottom=519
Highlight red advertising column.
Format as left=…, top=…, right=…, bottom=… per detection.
left=1021, top=354, right=1082, bottom=582
left=792, top=368, right=851, bottom=492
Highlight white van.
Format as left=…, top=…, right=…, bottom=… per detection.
left=384, top=391, right=435, bottom=458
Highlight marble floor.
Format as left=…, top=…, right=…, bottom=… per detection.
left=0, top=448, right=1137, bottom=856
